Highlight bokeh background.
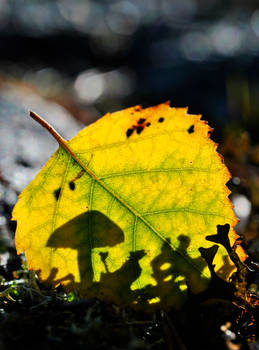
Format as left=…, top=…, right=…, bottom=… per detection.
left=0, top=0, right=259, bottom=272
left=0, top=0, right=259, bottom=132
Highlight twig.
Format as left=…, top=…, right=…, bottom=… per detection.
left=29, top=111, right=67, bottom=147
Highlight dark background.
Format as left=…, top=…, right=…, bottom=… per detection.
left=0, top=0, right=259, bottom=141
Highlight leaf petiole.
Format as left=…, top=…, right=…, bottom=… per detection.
left=29, top=110, right=67, bottom=148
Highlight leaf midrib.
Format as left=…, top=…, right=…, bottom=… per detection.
left=61, top=141, right=211, bottom=278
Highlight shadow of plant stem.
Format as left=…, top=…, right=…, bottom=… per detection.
left=206, top=224, right=250, bottom=302
left=206, top=224, right=246, bottom=276
left=138, top=235, right=208, bottom=308
left=43, top=211, right=237, bottom=309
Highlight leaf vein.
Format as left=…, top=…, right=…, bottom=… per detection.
left=143, top=208, right=231, bottom=220
left=99, top=167, right=217, bottom=180
left=56, top=146, right=218, bottom=280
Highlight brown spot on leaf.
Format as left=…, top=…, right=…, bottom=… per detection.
left=54, top=188, right=61, bottom=201
left=146, top=122, right=151, bottom=127
left=188, top=125, right=194, bottom=133
left=136, top=126, right=144, bottom=134
left=72, top=170, right=85, bottom=182
left=137, top=118, right=146, bottom=124
left=126, top=128, right=134, bottom=138
left=69, top=181, right=75, bottom=190
left=158, top=117, right=164, bottom=123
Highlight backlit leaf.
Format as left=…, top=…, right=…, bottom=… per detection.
left=12, top=103, right=246, bottom=310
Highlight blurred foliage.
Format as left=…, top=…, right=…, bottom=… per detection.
left=219, top=126, right=259, bottom=264
left=0, top=0, right=259, bottom=138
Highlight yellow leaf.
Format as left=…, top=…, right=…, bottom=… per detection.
left=12, top=102, right=246, bottom=310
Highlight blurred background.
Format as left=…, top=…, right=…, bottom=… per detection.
left=0, top=0, right=259, bottom=273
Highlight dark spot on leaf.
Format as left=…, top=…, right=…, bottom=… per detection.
left=69, top=181, right=75, bottom=190
left=126, top=128, right=134, bottom=138
left=188, top=125, right=194, bottom=133
left=146, top=122, right=151, bottom=127
left=136, top=126, right=144, bottom=134
left=54, top=188, right=61, bottom=201
left=137, top=118, right=146, bottom=124
left=158, top=117, right=164, bottom=123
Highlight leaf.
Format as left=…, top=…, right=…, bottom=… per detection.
left=12, top=102, right=246, bottom=310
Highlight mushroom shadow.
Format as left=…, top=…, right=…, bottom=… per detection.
left=44, top=213, right=220, bottom=309
left=47, top=210, right=124, bottom=288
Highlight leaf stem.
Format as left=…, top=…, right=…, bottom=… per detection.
left=29, top=111, right=97, bottom=179
left=29, top=111, right=68, bottom=147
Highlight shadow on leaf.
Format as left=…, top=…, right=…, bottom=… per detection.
left=47, top=211, right=124, bottom=288
left=137, top=235, right=208, bottom=309
left=43, top=211, right=230, bottom=310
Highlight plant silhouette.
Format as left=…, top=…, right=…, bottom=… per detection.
left=45, top=212, right=214, bottom=309
left=91, top=249, right=146, bottom=305
left=137, top=235, right=208, bottom=308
